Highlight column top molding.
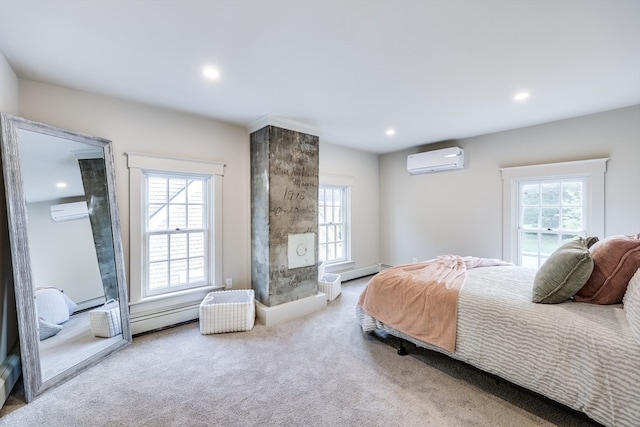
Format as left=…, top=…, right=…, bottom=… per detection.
left=247, top=115, right=321, bottom=137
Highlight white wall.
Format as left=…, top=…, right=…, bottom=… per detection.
left=0, top=52, right=18, bottom=114
left=379, top=105, right=640, bottom=266
left=319, top=142, right=380, bottom=275
left=26, top=201, right=104, bottom=308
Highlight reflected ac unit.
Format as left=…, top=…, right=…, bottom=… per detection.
left=407, top=147, right=464, bottom=174
left=50, top=201, right=89, bottom=222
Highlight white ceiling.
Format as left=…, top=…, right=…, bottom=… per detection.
left=18, top=129, right=97, bottom=203
left=1, top=1, right=639, bottom=154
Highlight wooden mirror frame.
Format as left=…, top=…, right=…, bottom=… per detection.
left=0, top=113, right=131, bottom=402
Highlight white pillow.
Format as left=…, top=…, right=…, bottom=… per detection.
left=623, top=268, right=640, bottom=345
left=35, top=288, right=76, bottom=324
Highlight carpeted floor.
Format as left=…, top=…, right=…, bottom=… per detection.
left=0, top=276, right=601, bottom=426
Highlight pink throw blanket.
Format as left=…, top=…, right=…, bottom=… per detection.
left=358, top=255, right=510, bottom=352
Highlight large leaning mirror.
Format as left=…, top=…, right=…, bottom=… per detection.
left=0, top=113, right=131, bottom=402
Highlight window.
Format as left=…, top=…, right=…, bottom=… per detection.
left=145, top=173, right=209, bottom=296
left=501, top=158, right=607, bottom=267
left=318, top=185, right=349, bottom=264
left=127, top=153, right=224, bottom=303
left=518, top=178, right=586, bottom=268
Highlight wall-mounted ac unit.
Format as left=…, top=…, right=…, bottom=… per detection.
left=407, top=147, right=464, bottom=174
left=50, top=201, right=89, bottom=222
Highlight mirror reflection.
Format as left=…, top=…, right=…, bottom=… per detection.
left=0, top=113, right=131, bottom=403
left=19, top=130, right=122, bottom=382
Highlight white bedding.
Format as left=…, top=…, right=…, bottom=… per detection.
left=357, top=265, right=640, bottom=427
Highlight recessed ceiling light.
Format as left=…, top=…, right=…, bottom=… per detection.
left=56, top=182, right=67, bottom=188
left=202, top=67, right=221, bottom=80
left=513, top=92, right=530, bottom=101
left=386, top=128, right=396, bottom=136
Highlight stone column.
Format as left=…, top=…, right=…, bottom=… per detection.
left=77, top=158, right=118, bottom=302
left=250, top=125, right=319, bottom=307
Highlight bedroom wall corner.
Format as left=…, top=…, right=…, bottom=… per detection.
left=0, top=51, right=19, bottom=115
left=0, top=49, right=21, bottom=408
left=319, top=142, right=380, bottom=279
left=0, top=185, right=20, bottom=407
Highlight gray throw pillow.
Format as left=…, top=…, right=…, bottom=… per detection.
left=39, top=318, right=63, bottom=341
left=532, top=237, right=594, bottom=304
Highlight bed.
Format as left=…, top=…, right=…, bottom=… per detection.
left=356, top=236, right=640, bottom=427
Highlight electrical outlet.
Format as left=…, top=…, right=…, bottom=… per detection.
left=225, top=278, right=232, bottom=289
left=412, top=257, right=418, bottom=263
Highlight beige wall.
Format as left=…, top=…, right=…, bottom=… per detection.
left=319, top=142, right=380, bottom=271
left=27, top=201, right=105, bottom=308
left=0, top=52, right=18, bottom=114
left=379, top=105, right=640, bottom=266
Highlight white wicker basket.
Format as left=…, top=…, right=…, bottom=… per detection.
left=90, top=299, right=122, bottom=338
left=199, top=289, right=255, bottom=334
left=319, top=273, right=341, bottom=301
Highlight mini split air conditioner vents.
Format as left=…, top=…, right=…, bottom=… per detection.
left=50, top=201, right=89, bottom=222
left=407, top=147, right=464, bottom=174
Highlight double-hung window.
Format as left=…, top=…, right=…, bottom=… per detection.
left=127, top=153, right=224, bottom=303
left=517, top=178, right=586, bottom=268
left=145, top=173, right=209, bottom=296
left=501, top=158, right=607, bottom=267
left=318, top=185, right=349, bottom=264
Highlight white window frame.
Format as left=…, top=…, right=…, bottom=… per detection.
left=319, top=174, right=354, bottom=268
left=516, top=177, right=588, bottom=268
left=144, top=172, right=211, bottom=297
left=500, top=158, right=607, bottom=265
left=127, top=152, right=224, bottom=304
left=319, top=185, right=349, bottom=264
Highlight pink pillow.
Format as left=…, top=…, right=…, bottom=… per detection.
left=574, top=234, right=640, bottom=304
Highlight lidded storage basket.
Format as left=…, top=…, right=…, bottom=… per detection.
left=199, top=289, right=255, bottom=334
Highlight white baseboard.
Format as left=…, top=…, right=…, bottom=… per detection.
left=130, top=303, right=200, bottom=335
left=1, top=343, right=21, bottom=407
left=75, top=296, right=107, bottom=312
left=326, top=264, right=380, bottom=282
left=128, top=265, right=382, bottom=335
left=255, top=293, right=327, bottom=326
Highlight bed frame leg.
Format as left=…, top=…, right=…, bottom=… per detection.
left=397, top=341, right=408, bottom=356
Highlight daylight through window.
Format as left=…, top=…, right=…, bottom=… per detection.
left=518, top=178, right=586, bottom=268
left=318, top=185, right=348, bottom=264
left=145, top=173, right=210, bottom=296
left=501, top=158, right=606, bottom=268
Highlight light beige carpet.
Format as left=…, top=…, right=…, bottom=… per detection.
left=0, top=276, right=600, bottom=426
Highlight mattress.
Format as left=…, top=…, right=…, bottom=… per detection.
left=357, top=265, right=640, bottom=427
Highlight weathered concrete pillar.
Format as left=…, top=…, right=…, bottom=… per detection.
left=78, top=158, right=118, bottom=302
left=250, top=123, right=319, bottom=307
